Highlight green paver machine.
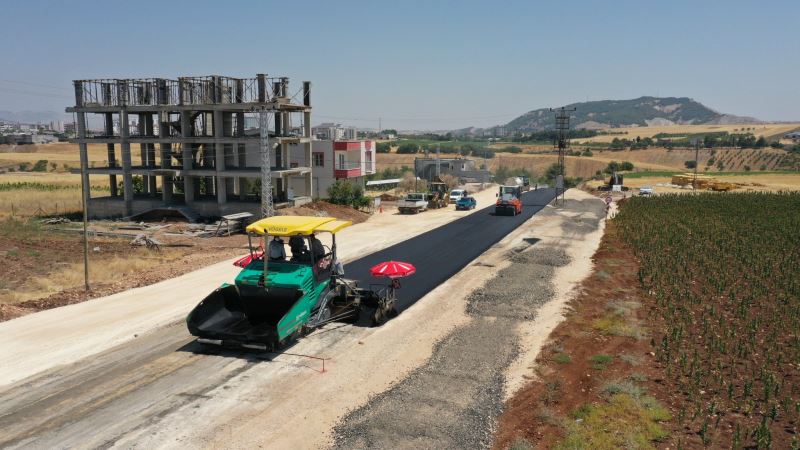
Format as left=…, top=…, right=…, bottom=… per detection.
left=186, top=216, right=398, bottom=351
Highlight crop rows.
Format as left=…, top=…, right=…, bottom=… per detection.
left=616, top=192, right=800, bottom=449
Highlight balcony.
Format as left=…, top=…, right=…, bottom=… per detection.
left=334, top=161, right=362, bottom=179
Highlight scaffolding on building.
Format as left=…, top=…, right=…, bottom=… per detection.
left=67, top=74, right=313, bottom=220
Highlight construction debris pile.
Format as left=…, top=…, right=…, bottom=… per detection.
left=671, top=174, right=739, bottom=191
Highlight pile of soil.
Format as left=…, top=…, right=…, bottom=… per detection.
left=279, top=201, right=370, bottom=224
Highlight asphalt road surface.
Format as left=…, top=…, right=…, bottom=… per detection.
left=0, top=188, right=556, bottom=449
left=345, top=188, right=556, bottom=312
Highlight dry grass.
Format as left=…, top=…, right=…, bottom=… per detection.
left=0, top=143, right=143, bottom=169
left=575, top=123, right=800, bottom=144
left=0, top=172, right=110, bottom=218
left=591, top=173, right=800, bottom=194
left=0, top=250, right=182, bottom=304
left=587, top=147, right=788, bottom=172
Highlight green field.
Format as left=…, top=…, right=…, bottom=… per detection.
left=616, top=192, right=800, bottom=448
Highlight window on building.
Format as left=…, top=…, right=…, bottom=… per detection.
left=313, top=152, right=324, bottom=167
left=365, top=151, right=372, bottom=163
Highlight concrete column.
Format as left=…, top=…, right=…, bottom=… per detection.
left=104, top=113, right=118, bottom=196
left=237, top=112, right=247, bottom=201
left=144, top=113, right=157, bottom=196
left=138, top=113, right=149, bottom=195
left=119, top=109, right=133, bottom=216
left=180, top=111, right=194, bottom=203
left=159, top=111, right=173, bottom=203
left=214, top=109, right=226, bottom=205
left=76, top=111, right=91, bottom=213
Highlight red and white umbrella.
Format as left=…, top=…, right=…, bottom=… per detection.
left=370, top=260, right=416, bottom=279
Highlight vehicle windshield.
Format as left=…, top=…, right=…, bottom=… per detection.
left=450, top=190, right=464, bottom=196
left=406, top=193, right=424, bottom=201
left=500, top=187, right=518, bottom=195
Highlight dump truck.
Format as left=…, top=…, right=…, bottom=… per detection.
left=186, top=216, right=398, bottom=350
left=495, top=185, right=523, bottom=216
left=397, top=193, right=430, bottom=214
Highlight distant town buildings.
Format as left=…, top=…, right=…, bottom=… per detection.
left=414, top=157, right=491, bottom=183
left=312, top=122, right=357, bottom=140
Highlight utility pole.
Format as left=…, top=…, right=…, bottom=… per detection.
left=435, top=145, right=441, bottom=179
left=550, top=106, right=576, bottom=205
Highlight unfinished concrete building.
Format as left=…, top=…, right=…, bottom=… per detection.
left=67, top=74, right=313, bottom=219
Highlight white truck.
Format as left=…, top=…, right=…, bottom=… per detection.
left=397, top=193, right=430, bottom=214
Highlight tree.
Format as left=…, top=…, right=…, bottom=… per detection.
left=610, top=138, right=626, bottom=150
left=398, top=172, right=426, bottom=192
left=327, top=180, right=370, bottom=208
left=376, top=142, right=391, bottom=153
left=603, top=161, right=632, bottom=173
left=685, top=160, right=697, bottom=169
left=755, top=136, right=768, bottom=148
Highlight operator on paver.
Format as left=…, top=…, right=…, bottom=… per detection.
left=268, top=236, right=286, bottom=261
left=289, top=235, right=307, bottom=261
left=310, top=232, right=326, bottom=260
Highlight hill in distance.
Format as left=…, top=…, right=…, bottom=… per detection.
left=503, top=96, right=761, bottom=132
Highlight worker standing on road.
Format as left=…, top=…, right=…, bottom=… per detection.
left=268, top=236, right=286, bottom=261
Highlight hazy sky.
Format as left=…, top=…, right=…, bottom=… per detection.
left=1, top=0, right=797, bottom=129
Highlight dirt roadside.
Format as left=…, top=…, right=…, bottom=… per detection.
left=331, top=191, right=605, bottom=449
left=0, top=186, right=498, bottom=389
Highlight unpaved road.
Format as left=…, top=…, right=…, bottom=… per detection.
left=0, top=188, right=568, bottom=449
left=333, top=195, right=605, bottom=449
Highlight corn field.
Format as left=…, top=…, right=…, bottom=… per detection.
left=616, top=192, right=800, bottom=449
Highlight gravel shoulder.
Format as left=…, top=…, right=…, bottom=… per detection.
left=332, top=190, right=605, bottom=449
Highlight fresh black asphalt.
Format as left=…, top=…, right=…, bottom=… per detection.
left=344, top=188, right=557, bottom=312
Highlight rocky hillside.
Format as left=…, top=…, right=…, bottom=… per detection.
left=504, top=97, right=761, bottom=131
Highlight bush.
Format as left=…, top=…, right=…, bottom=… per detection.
left=744, top=165, right=751, bottom=171
left=496, top=146, right=522, bottom=154
left=376, top=142, right=391, bottom=153
left=396, top=143, right=419, bottom=154
left=31, top=160, right=49, bottom=172
left=684, top=160, right=697, bottom=169
left=18, top=162, right=30, bottom=171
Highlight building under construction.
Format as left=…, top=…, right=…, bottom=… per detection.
left=67, top=74, right=313, bottom=219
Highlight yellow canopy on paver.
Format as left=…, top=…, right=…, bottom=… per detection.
left=245, top=216, right=352, bottom=236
